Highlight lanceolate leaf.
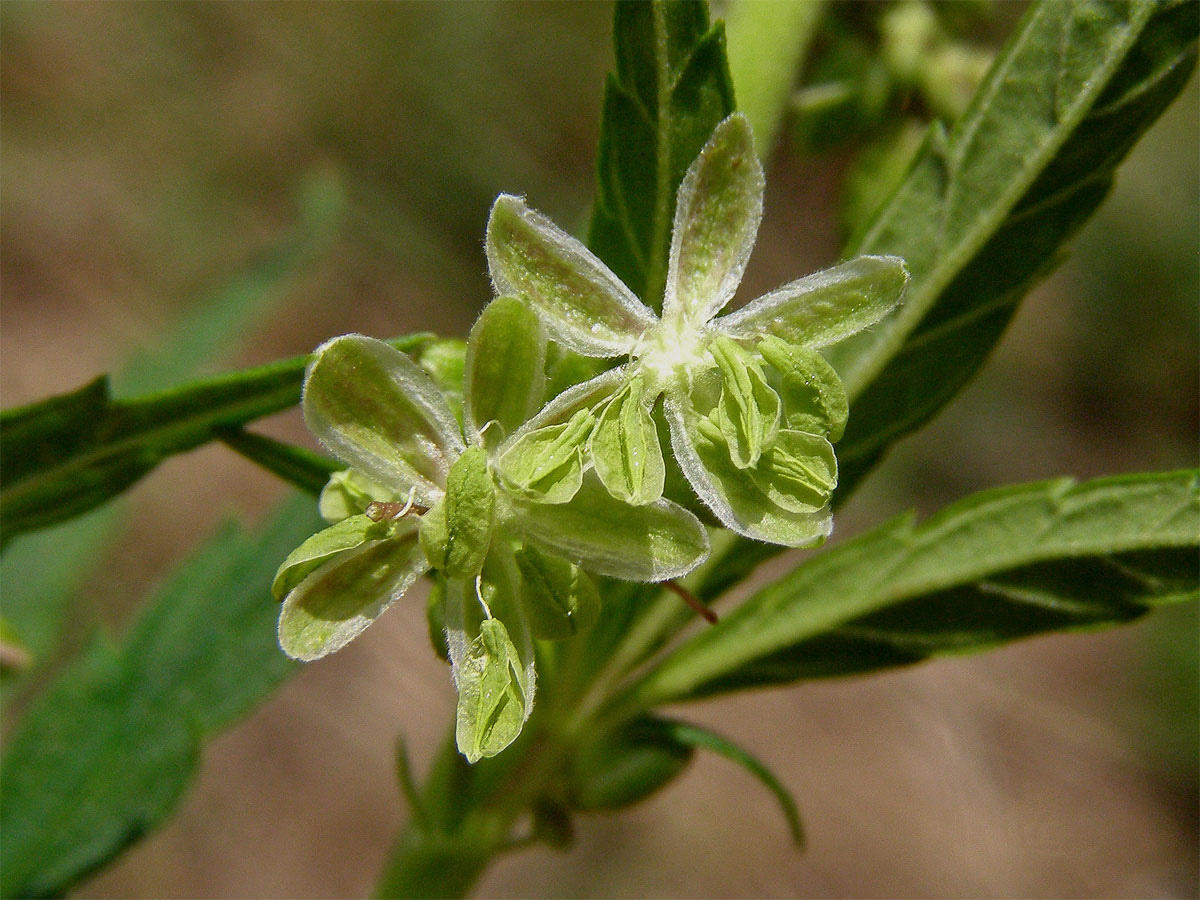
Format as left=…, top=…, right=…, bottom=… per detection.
left=0, top=334, right=432, bottom=544
left=627, top=471, right=1199, bottom=706
left=827, top=0, right=1198, bottom=496
left=588, top=0, right=736, bottom=308
left=0, top=494, right=324, bottom=900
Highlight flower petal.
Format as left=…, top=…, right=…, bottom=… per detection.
left=496, top=408, right=594, bottom=504
left=463, top=296, right=546, bottom=443
left=514, top=473, right=710, bottom=582
left=663, top=114, right=764, bottom=328
left=273, top=513, right=412, bottom=600
left=278, top=530, right=428, bottom=661
left=665, top=391, right=832, bottom=548
left=710, top=335, right=781, bottom=469
left=303, top=335, right=464, bottom=505
left=486, top=195, right=654, bottom=357
left=718, top=255, right=909, bottom=349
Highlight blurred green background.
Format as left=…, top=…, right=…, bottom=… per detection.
left=1, top=2, right=1196, bottom=897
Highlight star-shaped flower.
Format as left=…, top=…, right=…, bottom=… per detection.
left=273, top=299, right=708, bottom=760
left=485, top=113, right=909, bottom=548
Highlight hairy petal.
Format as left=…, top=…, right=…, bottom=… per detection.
left=718, top=256, right=909, bottom=349
left=663, top=114, right=764, bottom=328
left=486, top=195, right=654, bottom=357
left=303, top=335, right=463, bottom=506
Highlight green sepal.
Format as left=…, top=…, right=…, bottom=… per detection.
left=497, top=409, right=594, bottom=504
left=756, top=336, right=849, bottom=441
left=416, top=338, right=467, bottom=426
left=464, top=296, right=547, bottom=443
left=515, top=546, right=602, bottom=640
left=277, top=531, right=428, bottom=661
left=589, top=376, right=665, bottom=506
left=710, top=335, right=781, bottom=469
left=442, top=446, right=496, bottom=579
left=272, top=513, right=405, bottom=601
left=318, top=469, right=395, bottom=523
left=514, top=473, right=709, bottom=582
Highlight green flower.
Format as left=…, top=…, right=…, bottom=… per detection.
left=486, top=114, right=909, bottom=547
left=273, top=299, right=709, bottom=761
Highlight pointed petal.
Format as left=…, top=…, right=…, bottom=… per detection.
left=463, top=296, right=546, bottom=443
left=278, top=531, right=428, bottom=661
left=303, top=335, right=463, bottom=505
left=665, top=391, right=832, bottom=548
left=718, top=256, right=909, bottom=349
left=663, top=114, right=764, bottom=328
left=514, top=473, right=710, bottom=582
left=486, top=195, right=654, bottom=357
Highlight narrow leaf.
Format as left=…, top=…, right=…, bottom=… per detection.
left=827, top=1, right=1198, bottom=495
left=657, top=719, right=804, bottom=847
left=567, top=715, right=695, bottom=810
left=0, top=495, right=323, bottom=899
left=629, top=471, right=1200, bottom=705
left=216, top=426, right=340, bottom=496
left=588, top=0, right=736, bottom=308
left=0, top=334, right=432, bottom=543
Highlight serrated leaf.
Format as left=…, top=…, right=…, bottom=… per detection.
left=514, top=473, right=709, bottom=582
left=0, top=334, right=432, bottom=544
left=629, top=471, right=1200, bottom=705
left=718, top=255, right=908, bottom=350
left=663, top=113, right=763, bottom=327
left=827, top=0, right=1199, bottom=496
left=516, top=546, right=602, bottom=640
left=486, top=196, right=653, bottom=357
left=496, top=409, right=594, bottom=504
left=463, top=296, right=546, bottom=442
left=277, top=531, right=428, bottom=662
left=0, top=495, right=323, bottom=899
left=588, top=0, right=736, bottom=308
left=590, top=376, right=666, bottom=506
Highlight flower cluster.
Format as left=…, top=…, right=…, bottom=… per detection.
left=274, top=113, right=907, bottom=762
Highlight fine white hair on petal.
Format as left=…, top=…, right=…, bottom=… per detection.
left=485, top=194, right=654, bottom=358
left=663, top=113, right=765, bottom=329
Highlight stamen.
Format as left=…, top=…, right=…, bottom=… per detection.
left=475, top=575, right=493, bottom=619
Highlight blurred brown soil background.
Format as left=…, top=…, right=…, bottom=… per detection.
left=1, top=4, right=1196, bottom=897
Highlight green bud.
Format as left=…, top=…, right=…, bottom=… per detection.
left=455, top=616, right=530, bottom=764
left=443, top=446, right=495, bottom=579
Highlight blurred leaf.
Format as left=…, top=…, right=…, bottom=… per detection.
left=827, top=0, right=1198, bottom=495
left=567, top=715, right=694, bottom=810
left=0, top=334, right=431, bottom=544
left=587, top=0, right=735, bottom=308
left=217, top=427, right=340, bottom=495
left=655, top=719, right=804, bottom=847
left=628, top=470, right=1199, bottom=705
left=0, top=494, right=324, bottom=899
